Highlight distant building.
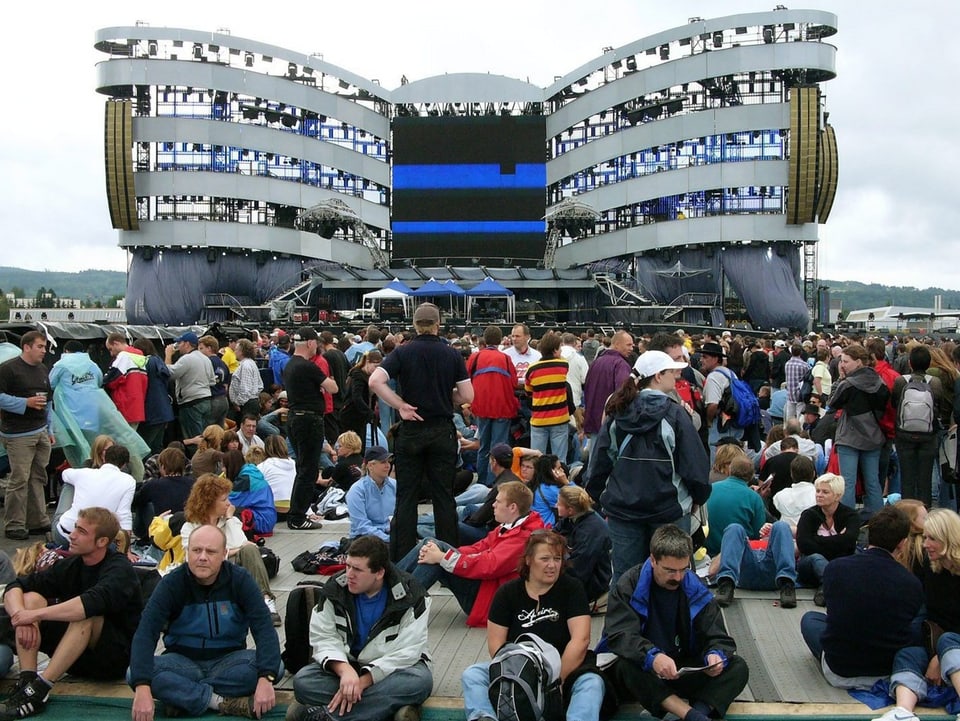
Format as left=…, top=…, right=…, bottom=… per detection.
left=96, top=9, right=839, bottom=329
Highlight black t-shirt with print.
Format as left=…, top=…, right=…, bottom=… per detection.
left=488, top=574, right=589, bottom=652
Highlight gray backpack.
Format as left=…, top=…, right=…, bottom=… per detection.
left=898, top=374, right=935, bottom=435
left=488, top=634, right=563, bottom=721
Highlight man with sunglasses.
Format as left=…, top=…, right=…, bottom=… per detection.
left=599, top=525, right=748, bottom=721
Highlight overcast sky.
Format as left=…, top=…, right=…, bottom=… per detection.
left=2, top=1, right=955, bottom=289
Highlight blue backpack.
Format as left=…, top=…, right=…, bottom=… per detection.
left=717, top=367, right=761, bottom=428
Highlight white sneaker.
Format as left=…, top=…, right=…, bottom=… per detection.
left=264, top=596, right=281, bottom=627
left=872, top=707, right=919, bottom=721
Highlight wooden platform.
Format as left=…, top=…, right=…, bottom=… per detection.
left=2, top=516, right=950, bottom=718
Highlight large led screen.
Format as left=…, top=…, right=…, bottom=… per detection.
left=392, top=115, right=546, bottom=265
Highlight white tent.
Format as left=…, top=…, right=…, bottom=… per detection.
left=361, top=284, right=413, bottom=317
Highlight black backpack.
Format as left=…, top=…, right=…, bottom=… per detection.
left=280, top=580, right=325, bottom=674
left=797, top=365, right=815, bottom=404
left=488, top=634, right=563, bottom=721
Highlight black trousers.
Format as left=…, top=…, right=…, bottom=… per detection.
left=612, top=654, right=749, bottom=718
left=287, top=412, right=325, bottom=522
left=391, top=418, right=459, bottom=560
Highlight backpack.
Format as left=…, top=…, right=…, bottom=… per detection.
left=488, top=633, right=563, bottom=721
left=797, top=365, right=815, bottom=404
left=897, top=374, right=936, bottom=435
left=717, top=368, right=761, bottom=428
left=280, top=580, right=326, bottom=674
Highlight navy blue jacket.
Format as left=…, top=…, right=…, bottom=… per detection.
left=128, top=561, right=281, bottom=687
left=554, top=509, right=611, bottom=602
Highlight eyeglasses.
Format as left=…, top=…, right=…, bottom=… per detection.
left=658, top=564, right=690, bottom=576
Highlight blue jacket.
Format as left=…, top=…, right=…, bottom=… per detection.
left=128, top=561, right=281, bottom=686
left=585, top=389, right=710, bottom=524
left=229, top=464, right=277, bottom=534
left=554, top=509, right=611, bottom=602
left=598, top=559, right=735, bottom=670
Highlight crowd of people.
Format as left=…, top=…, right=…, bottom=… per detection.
left=1, top=317, right=960, bottom=721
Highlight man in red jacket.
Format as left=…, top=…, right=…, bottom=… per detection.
left=467, top=326, right=518, bottom=487
left=104, top=332, right=148, bottom=427
left=396, top=481, right=543, bottom=626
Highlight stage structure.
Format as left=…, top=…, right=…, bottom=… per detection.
left=95, top=9, right=838, bottom=328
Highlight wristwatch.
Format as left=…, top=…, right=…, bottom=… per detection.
left=261, top=672, right=278, bottom=683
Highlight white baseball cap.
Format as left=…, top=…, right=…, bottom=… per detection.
left=633, top=350, right=687, bottom=380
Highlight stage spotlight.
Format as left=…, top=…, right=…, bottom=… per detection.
left=207, top=249, right=217, bottom=263
left=245, top=52, right=254, bottom=67
left=660, top=44, right=669, bottom=60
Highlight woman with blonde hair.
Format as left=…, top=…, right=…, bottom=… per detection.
left=188, top=424, right=225, bottom=477
left=555, top=485, right=611, bottom=606
left=876, top=509, right=960, bottom=721
left=180, top=473, right=280, bottom=625
left=321, top=430, right=365, bottom=492
left=711, top=442, right=746, bottom=482
left=893, top=498, right=927, bottom=572
left=85, top=434, right=115, bottom=469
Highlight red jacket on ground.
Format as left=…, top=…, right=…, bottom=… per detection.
left=440, top=510, right=544, bottom=626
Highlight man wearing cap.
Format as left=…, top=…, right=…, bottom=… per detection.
left=698, top=342, right=747, bottom=459
left=369, top=302, right=473, bottom=560
left=345, top=447, right=397, bottom=542
left=770, top=340, right=790, bottom=391
left=165, top=333, right=216, bottom=443
left=283, top=327, right=339, bottom=531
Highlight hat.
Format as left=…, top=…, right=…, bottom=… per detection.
left=490, top=443, right=514, bottom=466
left=174, top=332, right=199, bottom=346
left=699, top=342, right=726, bottom=359
left=413, top=302, right=441, bottom=324
left=270, top=328, right=287, bottom=338
left=364, top=446, right=393, bottom=463
left=277, top=390, right=288, bottom=400
left=632, top=350, right=687, bottom=380
left=802, top=403, right=821, bottom=416
left=774, top=339, right=787, bottom=348
left=293, top=327, right=318, bottom=342
left=721, top=330, right=732, bottom=338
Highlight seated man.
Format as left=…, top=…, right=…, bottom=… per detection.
left=238, top=414, right=265, bottom=455
left=800, top=505, right=923, bottom=689
left=397, top=481, right=544, bottom=627
left=128, top=524, right=281, bottom=720
left=759, top=435, right=802, bottom=514
left=600, top=525, right=749, bottom=721
left=53, top=444, right=136, bottom=547
left=288, top=535, right=432, bottom=721
left=704, top=456, right=766, bottom=558
left=1, top=508, right=142, bottom=719
left=762, top=418, right=825, bottom=473
left=345, top=446, right=397, bottom=541
left=713, top=519, right=798, bottom=609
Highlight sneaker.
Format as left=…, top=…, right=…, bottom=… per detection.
left=394, top=706, right=421, bottom=721
left=287, top=518, right=323, bottom=531
left=0, top=675, right=51, bottom=719
left=264, top=596, right=282, bottom=627
left=218, top=695, right=256, bottom=719
left=3, top=529, right=27, bottom=541
left=871, top=706, right=920, bottom=721
left=714, top=578, right=735, bottom=607
left=814, top=586, right=826, bottom=607
left=286, top=701, right=335, bottom=721
left=778, top=580, right=797, bottom=609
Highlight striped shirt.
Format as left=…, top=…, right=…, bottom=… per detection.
left=524, top=358, right=570, bottom=427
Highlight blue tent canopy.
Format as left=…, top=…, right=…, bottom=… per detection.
left=465, top=277, right=516, bottom=323
left=411, top=278, right=457, bottom=296
left=384, top=278, right=415, bottom=295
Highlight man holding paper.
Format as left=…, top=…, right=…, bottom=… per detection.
left=599, top=525, right=749, bottom=721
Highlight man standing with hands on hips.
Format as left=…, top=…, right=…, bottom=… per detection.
left=0, top=331, right=54, bottom=541
left=369, top=303, right=473, bottom=560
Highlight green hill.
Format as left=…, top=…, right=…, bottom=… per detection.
left=0, top=267, right=126, bottom=304
left=821, top=280, right=960, bottom=312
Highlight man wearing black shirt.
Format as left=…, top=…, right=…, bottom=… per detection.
left=0, top=331, right=53, bottom=541
left=283, top=327, right=338, bottom=531
left=1, top=507, right=142, bottom=719
left=369, top=303, right=473, bottom=559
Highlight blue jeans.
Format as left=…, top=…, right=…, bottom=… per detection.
left=287, top=411, right=325, bottom=522
left=0, top=644, right=13, bottom=678
left=128, top=649, right=275, bottom=716
left=396, top=539, right=480, bottom=615
left=800, top=611, right=827, bottom=660
left=891, top=632, right=960, bottom=701
left=293, top=659, right=432, bottom=721
left=531, top=423, right=569, bottom=466
left=797, top=553, right=829, bottom=587
left=477, top=417, right=510, bottom=487
left=607, top=515, right=689, bottom=592
left=462, top=661, right=604, bottom=721
left=717, top=522, right=797, bottom=590
left=836, top=444, right=882, bottom=516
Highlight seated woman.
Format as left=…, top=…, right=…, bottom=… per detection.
left=796, top=473, right=861, bottom=606
left=258, top=434, right=296, bottom=513
left=320, top=430, right=364, bottom=492
left=894, top=499, right=928, bottom=572
left=461, top=531, right=605, bottom=721
left=710, top=442, right=747, bottom=483
left=554, top=485, right=612, bottom=608
left=180, top=473, right=281, bottom=626
left=223, top=449, right=277, bottom=537
left=220, top=430, right=241, bottom=454
left=530, top=454, right=571, bottom=528
left=186, top=424, right=224, bottom=477
left=873, top=508, right=960, bottom=721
